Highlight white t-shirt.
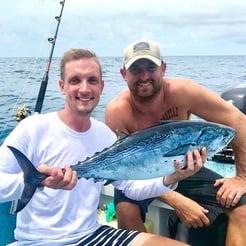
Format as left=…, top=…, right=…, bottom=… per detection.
left=0, top=112, right=174, bottom=245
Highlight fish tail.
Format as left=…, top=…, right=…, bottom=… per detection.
left=7, top=146, right=46, bottom=213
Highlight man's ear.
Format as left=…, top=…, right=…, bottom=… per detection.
left=100, top=80, right=105, bottom=94
left=161, top=62, right=167, bottom=75
left=59, top=79, right=65, bottom=95
left=120, top=68, right=127, bottom=81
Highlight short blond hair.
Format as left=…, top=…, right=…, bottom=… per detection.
left=60, top=48, right=102, bottom=79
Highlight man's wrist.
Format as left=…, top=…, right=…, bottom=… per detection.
left=163, top=173, right=180, bottom=186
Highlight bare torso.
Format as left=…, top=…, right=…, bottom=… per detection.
left=106, top=78, right=191, bottom=134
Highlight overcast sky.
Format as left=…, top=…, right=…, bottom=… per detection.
left=1, top=0, right=246, bottom=57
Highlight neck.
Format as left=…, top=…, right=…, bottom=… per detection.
left=58, top=109, right=91, bottom=132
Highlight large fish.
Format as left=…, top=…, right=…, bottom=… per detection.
left=8, top=120, right=235, bottom=213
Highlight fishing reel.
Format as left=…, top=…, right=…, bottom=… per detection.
left=15, top=104, right=31, bottom=122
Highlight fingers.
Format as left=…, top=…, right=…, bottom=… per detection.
left=175, top=203, right=210, bottom=228
left=173, top=147, right=206, bottom=181
left=59, top=165, right=77, bottom=190
left=188, top=208, right=210, bottom=228
left=215, top=177, right=246, bottom=208
left=186, top=149, right=204, bottom=171
left=40, top=165, right=77, bottom=190
left=200, top=147, right=207, bottom=163
left=216, top=186, right=238, bottom=208
left=189, top=217, right=209, bottom=228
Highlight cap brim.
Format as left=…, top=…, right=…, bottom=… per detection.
left=125, top=55, right=161, bottom=69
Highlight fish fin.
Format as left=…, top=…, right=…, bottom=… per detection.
left=7, top=146, right=46, bottom=213
left=103, top=180, right=114, bottom=186
left=116, top=129, right=128, bottom=140
left=163, top=143, right=197, bottom=156
left=10, top=182, right=38, bottom=214
left=159, top=120, right=181, bottom=125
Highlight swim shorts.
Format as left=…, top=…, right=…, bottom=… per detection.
left=76, top=225, right=140, bottom=246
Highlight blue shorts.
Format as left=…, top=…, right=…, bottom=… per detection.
left=114, top=167, right=246, bottom=223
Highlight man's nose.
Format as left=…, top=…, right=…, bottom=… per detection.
left=79, top=80, right=89, bottom=91
left=139, top=69, right=150, bottom=80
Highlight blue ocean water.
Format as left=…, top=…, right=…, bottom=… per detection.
left=0, top=55, right=245, bottom=245
left=1, top=55, right=246, bottom=136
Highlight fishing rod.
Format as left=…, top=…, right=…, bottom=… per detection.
left=15, top=0, right=66, bottom=122
left=34, top=0, right=65, bottom=114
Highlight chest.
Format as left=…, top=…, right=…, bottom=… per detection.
left=128, top=106, right=190, bottom=132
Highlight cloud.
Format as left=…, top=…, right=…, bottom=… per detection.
left=0, top=0, right=246, bottom=57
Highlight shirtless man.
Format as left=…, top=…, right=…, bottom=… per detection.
left=105, top=39, right=246, bottom=245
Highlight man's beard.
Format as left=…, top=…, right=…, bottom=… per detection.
left=132, top=80, right=162, bottom=102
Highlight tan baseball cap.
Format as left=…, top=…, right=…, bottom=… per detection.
left=123, top=40, right=162, bottom=69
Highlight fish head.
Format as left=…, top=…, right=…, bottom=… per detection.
left=195, top=122, right=236, bottom=157
left=159, top=120, right=236, bottom=159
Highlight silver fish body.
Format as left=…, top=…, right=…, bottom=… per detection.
left=73, top=120, right=235, bottom=180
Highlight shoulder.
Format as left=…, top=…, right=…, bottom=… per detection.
left=105, top=90, right=133, bottom=133
left=105, top=90, right=132, bottom=118
left=164, top=77, right=206, bottom=97
left=19, top=112, right=57, bottom=126
left=164, top=77, right=194, bottom=90
left=91, top=118, right=117, bottom=142
left=106, top=90, right=130, bottom=110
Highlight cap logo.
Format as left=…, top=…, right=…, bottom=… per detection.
left=133, top=42, right=150, bottom=53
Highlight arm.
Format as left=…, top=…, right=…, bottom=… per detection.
left=180, top=79, right=246, bottom=175
left=0, top=141, right=25, bottom=202
left=174, top=79, right=246, bottom=206
left=113, top=177, right=178, bottom=201
left=159, top=191, right=210, bottom=228
left=0, top=172, right=24, bottom=202
left=160, top=147, right=210, bottom=228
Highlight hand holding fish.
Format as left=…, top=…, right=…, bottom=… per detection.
left=164, top=147, right=206, bottom=185
left=38, top=164, right=77, bottom=190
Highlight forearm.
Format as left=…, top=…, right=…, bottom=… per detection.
left=231, top=138, right=246, bottom=177
left=163, top=173, right=182, bottom=186
left=0, top=172, right=24, bottom=202
left=229, top=117, right=246, bottom=176
left=159, top=190, right=186, bottom=209
left=221, top=108, right=246, bottom=177
left=113, top=177, right=178, bottom=201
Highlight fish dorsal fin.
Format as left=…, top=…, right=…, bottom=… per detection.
left=103, top=180, right=114, bottom=186
left=116, top=129, right=128, bottom=140
left=159, top=120, right=180, bottom=125
left=139, top=120, right=181, bottom=132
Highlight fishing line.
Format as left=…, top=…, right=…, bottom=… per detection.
left=0, top=0, right=66, bottom=141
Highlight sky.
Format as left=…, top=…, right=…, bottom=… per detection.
left=1, top=0, right=246, bottom=57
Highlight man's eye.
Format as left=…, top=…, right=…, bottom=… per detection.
left=130, top=68, right=141, bottom=74
left=147, top=66, right=156, bottom=72
left=89, top=77, right=99, bottom=84
left=70, top=78, right=80, bottom=84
